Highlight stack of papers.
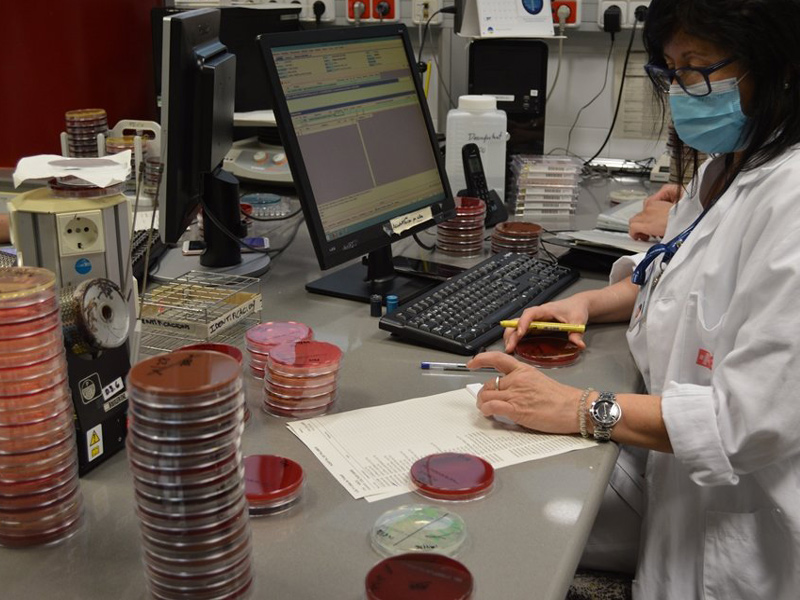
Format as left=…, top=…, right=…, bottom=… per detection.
left=595, top=199, right=645, bottom=232
left=287, top=387, right=594, bottom=502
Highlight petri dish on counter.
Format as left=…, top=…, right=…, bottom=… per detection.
left=242, top=454, right=304, bottom=516
left=409, top=453, right=494, bottom=502
left=365, top=553, right=473, bottom=600
left=370, top=504, right=468, bottom=558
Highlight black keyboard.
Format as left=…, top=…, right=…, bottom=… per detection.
left=131, top=229, right=168, bottom=282
left=379, top=253, right=579, bottom=355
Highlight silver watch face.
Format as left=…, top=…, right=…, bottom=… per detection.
left=591, top=398, right=621, bottom=427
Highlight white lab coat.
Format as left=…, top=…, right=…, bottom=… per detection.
left=609, top=146, right=800, bottom=599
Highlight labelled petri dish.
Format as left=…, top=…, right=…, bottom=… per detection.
left=515, top=335, right=582, bottom=368
left=244, top=321, right=313, bottom=354
left=242, top=454, right=304, bottom=515
left=365, top=552, right=473, bottom=600
left=267, top=340, right=342, bottom=377
left=0, top=268, right=56, bottom=307
left=128, top=351, right=242, bottom=401
left=370, top=504, right=467, bottom=558
left=410, top=453, right=494, bottom=502
left=178, top=343, right=244, bottom=366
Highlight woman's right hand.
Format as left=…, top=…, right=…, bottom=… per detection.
left=503, top=295, right=591, bottom=354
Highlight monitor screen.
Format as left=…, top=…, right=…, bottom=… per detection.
left=259, top=24, right=455, bottom=303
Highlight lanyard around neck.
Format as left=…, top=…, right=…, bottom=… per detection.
left=631, top=206, right=711, bottom=286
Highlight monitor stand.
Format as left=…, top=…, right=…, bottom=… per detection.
left=151, top=248, right=271, bottom=283
left=305, top=246, right=438, bottom=305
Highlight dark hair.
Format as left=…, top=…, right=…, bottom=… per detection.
left=644, top=0, right=800, bottom=181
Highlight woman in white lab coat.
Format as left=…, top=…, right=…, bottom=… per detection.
left=469, top=0, right=800, bottom=597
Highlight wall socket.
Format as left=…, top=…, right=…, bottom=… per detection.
left=597, top=1, right=627, bottom=29
left=347, top=0, right=371, bottom=22
left=57, top=211, right=105, bottom=257
left=300, top=0, right=337, bottom=22
left=551, top=1, right=581, bottom=27
left=413, top=0, right=443, bottom=25
left=626, top=0, right=650, bottom=27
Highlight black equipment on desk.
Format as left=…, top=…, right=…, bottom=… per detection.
left=461, top=142, right=508, bottom=228
left=131, top=228, right=168, bottom=283
left=379, top=252, right=579, bottom=355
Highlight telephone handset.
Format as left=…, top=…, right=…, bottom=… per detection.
left=460, top=142, right=508, bottom=227
left=462, top=143, right=492, bottom=202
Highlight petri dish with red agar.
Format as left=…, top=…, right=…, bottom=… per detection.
left=244, top=321, right=313, bottom=379
left=242, top=454, right=304, bottom=516
left=365, top=553, right=474, bottom=600
left=0, top=267, right=84, bottom=548
left=410, top=453, right=495, bottom=502
left=515, top=334, right=582, bottom=368
left=263, top=340, right=343, bottom=418
left=125, top=350, right=253, bottom=599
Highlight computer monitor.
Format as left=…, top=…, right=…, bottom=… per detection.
left=258, top=24, right=456, bottom=303
left=151, top=6, right=302, bottom=114
left=154, top=8, right=271, bottom=281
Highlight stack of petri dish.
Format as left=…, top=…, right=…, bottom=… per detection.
left=490, top=221, right=542, bottom=256
left=143, top=157, right=164, bottom=199
left=0, top=267, right=84, bottom=548
left=106, top=136, right=142, bottom=193
left=65, top=108, right=108, bottom=158
left=244, top=321, right=313, bottom=380
left=126, top=350, right=253, bottom=600
left=178, top=343, right=251, bottom=426
left=263, top=339, right=342, bottom=418
left=436, top=196, right=486, bottom=257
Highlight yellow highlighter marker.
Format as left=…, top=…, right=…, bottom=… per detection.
left=499, top=320, right=586, bottom=334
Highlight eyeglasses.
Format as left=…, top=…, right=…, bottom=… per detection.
left=644, top=57, right=736, bottom=97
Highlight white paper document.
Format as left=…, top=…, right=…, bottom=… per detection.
left=559, top=229, right=654, bottom=254
left=287, top=387, right=594, bottom=502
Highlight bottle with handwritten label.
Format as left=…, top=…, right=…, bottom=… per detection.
left=445, top=95, right=508, bottom=201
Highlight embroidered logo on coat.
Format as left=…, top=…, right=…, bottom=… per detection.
left=696, top=349, right=713, bottom=369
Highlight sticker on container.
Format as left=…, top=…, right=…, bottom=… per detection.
left=75, top=258, right=92, bottom=275
left=87, top=424, right=103, bottom=461
left=79, top=373, right=102, bottom=404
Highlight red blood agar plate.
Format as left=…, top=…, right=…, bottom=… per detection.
left=267, top=340, right=342, bottom=377
left=177, top=343, right=243, bottom=365
left=128, top=351, right=242, bottom=401
left=244, top=321, right=313, bottom=354
left=365, top=553, right=473, bottom=600
left=514, top=335, right=582, bottom=368
left=410, top=453, right=494, bottom=502
left=242, top=454, right=304, bottom=515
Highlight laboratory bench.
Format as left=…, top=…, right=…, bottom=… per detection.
left=0, top=175, right=650, bottom=599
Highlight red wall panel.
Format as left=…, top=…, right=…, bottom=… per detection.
left=0, top=1, right=161, bottom=169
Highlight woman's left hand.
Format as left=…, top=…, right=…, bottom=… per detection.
left=467, top=351, right=582, bottom=434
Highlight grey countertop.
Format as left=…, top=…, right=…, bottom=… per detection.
left=0, top=176, right=647, bottom=599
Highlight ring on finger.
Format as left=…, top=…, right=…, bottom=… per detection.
left=494, top=375, right=502, bottom=390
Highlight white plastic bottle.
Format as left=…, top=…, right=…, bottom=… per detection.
left=445, top=95, right=508, bottom=201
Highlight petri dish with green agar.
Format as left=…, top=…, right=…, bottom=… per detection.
left=370, top=504, right=468, bottom=558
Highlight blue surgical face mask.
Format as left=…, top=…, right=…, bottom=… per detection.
left=669, top=77, right=750, bottom=154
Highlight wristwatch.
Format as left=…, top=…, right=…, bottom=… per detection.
left=588, top=392, right=622, bottom=442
